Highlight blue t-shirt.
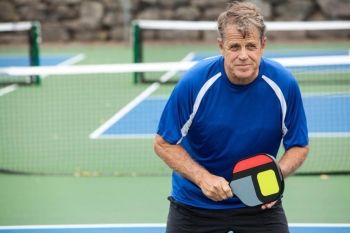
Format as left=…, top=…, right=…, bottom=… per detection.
left=157, top=55, right=309, bottom=209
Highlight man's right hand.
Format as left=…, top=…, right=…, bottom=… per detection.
left=198, top=173, right=233, bottom=202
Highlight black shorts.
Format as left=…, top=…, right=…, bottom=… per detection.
left=165, top=197, right=289, bottom=233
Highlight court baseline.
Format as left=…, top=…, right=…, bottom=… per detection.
left=1, top=223, right=350, bottom=233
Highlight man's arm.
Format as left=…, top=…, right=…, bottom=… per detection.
left=261, top=145, right=308, bottom=210
left=153, top=134, right=233, bottom=201
left=279, top=146, right=309, bottom=178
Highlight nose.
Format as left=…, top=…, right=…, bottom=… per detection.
left=238, top=48, right=248, bottom=60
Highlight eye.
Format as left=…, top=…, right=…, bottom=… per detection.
left=246, top=43, right=257, bottom=50
left=229, top=44, right=240, bottom=51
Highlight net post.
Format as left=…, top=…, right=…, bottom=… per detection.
left=132, top=20, right=143, bottom=84
left=29, top=21, right=41, bottom=85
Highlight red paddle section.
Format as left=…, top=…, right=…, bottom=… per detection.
left=233, top=154, right=273, bottom=173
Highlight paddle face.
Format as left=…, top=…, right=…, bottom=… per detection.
left=230, top=154, right=284, bottom=207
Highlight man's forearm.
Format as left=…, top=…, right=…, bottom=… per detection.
left=153, top=134, right=208, bottom=185
left=279, top=146, right=309, bottom=178
left=153, top=134, right=233, bottom=201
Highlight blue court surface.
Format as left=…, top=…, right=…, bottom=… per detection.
left=0, top=55, right=82, bottom=67
left=0, top=224, right=350, bottom=233
left=99, top=94, right=350, bottom=138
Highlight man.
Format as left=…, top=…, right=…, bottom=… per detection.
left=154, top=1, right=309, bottom=233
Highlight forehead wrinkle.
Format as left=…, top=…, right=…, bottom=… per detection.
left=224, top=25, right=260, bottom=43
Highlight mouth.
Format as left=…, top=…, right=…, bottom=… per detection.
left=235, top=64, right=251, bottom=70
left=236, top=64, right=251, bottom=67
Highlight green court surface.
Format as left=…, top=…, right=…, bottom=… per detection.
left=0, top=174, right=350, bottom=225
left=1, top=41, right=350, bottom=225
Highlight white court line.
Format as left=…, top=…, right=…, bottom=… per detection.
left=0, top=223, right=166, bottom=230
left=92, top=92, right=350, bottom=139
left=89, top=52, right=195, bottom=139
left=306, top=94, right=350, bottom=138
left=0, top=84, right=18, bottom=96
left=40, top=53, right=86, bottom=80
left=89, top=82, right=160, bottom=139
left=289, top=223, right=350, bottom=228
left=95, top=132, right=350, bottom=139
left=58, top=54, right=85, bottom=66
left=309, top=132, right=350, bottom=138
left=96, top=134, right=155, bottom=139
left=0, top=223, right=350, bottom=230
left=0, top=53, right=85, bottom=97
left=302, top=92, right=350, bottom=97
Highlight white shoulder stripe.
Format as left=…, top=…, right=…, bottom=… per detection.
left=261, top=75, right=288, bottom=136
left=177, top=72, right=222, bottom=144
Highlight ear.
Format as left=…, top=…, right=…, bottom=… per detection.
left=261, top=36, right=267, bottom=50
left=217, top=37, right=224, bottom=53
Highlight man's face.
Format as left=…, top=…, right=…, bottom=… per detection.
left=218, top=25, right=266, bottom=85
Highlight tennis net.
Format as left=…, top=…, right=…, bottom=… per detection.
left=131, top=19, right=350, bottom=83
left=0, top=21, right=41, bottom=67
left=0, top=21, right=41, bottom=85
left=0, top=57, right=349, bottom=176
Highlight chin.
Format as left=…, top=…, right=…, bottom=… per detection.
left=236, top=72, right=254, bottom=80
left=235, top=74, right=256, bottom=84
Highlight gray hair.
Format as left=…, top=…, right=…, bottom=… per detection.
left=217, top=1, right=266, bottom=40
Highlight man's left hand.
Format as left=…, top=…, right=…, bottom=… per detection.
left=261, top=200, right=277, bottom=210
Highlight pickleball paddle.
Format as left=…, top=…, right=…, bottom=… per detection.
left=229, top=153, right=284, bottom=207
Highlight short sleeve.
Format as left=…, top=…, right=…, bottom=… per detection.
left=156, top=76, right=195, bottom=144
left=283, top=78, right=309, bottom=150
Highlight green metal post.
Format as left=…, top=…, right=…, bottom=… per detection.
left=132, top=21, right=143, bottom=84
left=29, top=21, right=41, bottom=84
